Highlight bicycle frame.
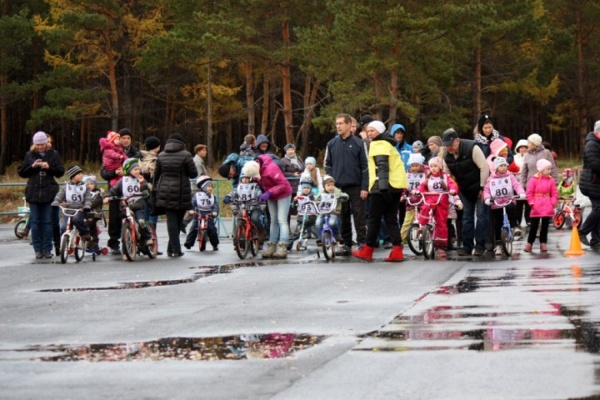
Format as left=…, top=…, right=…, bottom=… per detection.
left=59, top=206, right=87, bottom=264
left=414, top=191, right=449, bottom=259
left=118, top=197, right=157, bottom=261
left=233, top=201, right=259, bottom=259
left=293, top=196, right=318, bottom=251
left=491, top=196, right=519, bottom=257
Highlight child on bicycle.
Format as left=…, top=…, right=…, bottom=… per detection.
left=229, top=172, right=267, bottom=243
left=82, top=175, right=104, bottom=251
left=289, top=177, right=318, bottom=242
left=523, top=159, right=558, bottom=252
left=315, top=175, right=349, bottom=244
left=413, top=157, right=458, bottom=258
left=51, top=165, right=92, bottom=241
left=401, top=153, right=426, bottom=244
left=184, top=175, right=219, bottom=251
left=483, top=157, right=525, bottom=255
left=105, top=158, right=153, bottom=249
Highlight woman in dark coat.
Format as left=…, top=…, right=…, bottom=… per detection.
left=155, top=133, right=197, bottom=257
left=17, top=131, right=64, bottom=259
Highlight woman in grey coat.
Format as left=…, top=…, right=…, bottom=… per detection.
left=155, top=133, right=198, bottom=257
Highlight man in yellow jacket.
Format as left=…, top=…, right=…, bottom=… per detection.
left=353, top=120, right=408, bottom=262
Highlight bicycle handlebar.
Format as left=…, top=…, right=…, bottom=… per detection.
left=410, top=191, right=451, bottom=206
left=491, top=196, right=521, bottom=208
left=59, top=206, right=83, bottom=217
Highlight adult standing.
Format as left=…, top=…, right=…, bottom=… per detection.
left=423, top=136, right=443, bottom=163
left=352, top=121, right=407, bottom=262
left=390, top=124, right=413, bottom=171
left=242, top=155, right=292, bottom=259
left=140, top=136, right=162, bottom=255
left=473, top=114, right=514, bottom=164
left=155, top=133, right=197, bottom=257
left=17, top=131, right=65, bottom=259
left=324, top=113, right=369, bottom=255
left=193, top=144, right=208, bottom=177
left=578, top=121, right=600, bottom=251
left=101, top=128, right=140, bottom=255
left=442, top=129, right=490, bottom=256
left=520, top=133, right=557, bottom=225
left=280, top=143, right=305, bottom=196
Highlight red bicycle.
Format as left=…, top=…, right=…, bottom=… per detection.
left=191, top=211, right=214, bottom=252
left=553, top=197, right=582, bottom=229
left=233, top=201, right=259, bottom=259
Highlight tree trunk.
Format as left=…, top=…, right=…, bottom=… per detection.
left=244, top=60, right=255, bottom=136
left=281, top=19, right=294, bottom=145
left=575, top=7, right=588, bottom=151
left=388, top=69, right=398, bottom=126
left=261, top=71, right=269, bottom=135
left=297, top=73, right=321, bottom=158
left=105, top=29, right=119, bottom=131
left=473, top=40, right=482, bottom=124
left=79, top=118, right=85, bottom=164
left=206, top=60, right=214, bottom=167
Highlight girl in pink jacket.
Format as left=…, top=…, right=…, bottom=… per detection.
left=99, top=131, right=127, bottom=187
left=524, top=159, right=558, bottom=252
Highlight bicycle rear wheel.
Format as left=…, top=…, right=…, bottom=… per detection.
left=60, top=235, right=70, bottom=264
left=407, top=223, right=423, bottom=255
left=421, top=225, right=434, bottom=259
left=501, top=227, right=513, bottom=256
left=322, top=231, right=335, bottom=260
left=121, top=221, right=136, bottom=261
left=145, top=225, right=158, bottom=259
left=235, top=222, right=249, bottom=259
left=250, top=226, right=259, bottom=257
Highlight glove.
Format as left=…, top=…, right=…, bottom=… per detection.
left=308, top=194, right=315, bottom=201
left=212, top=211, right=218, bottom=218
left=83, top=205, right=91, bottom=212
left=519, top=193, right=526, bottom=200
left=484, top=198, right=491, bottom=206
left=223, top=194, right=232, bottom=204
left=340, top=193, right=349, bottom=202
left=51, top=202, right=59, bottom=207
left=259, top=191, right=271, bottom=202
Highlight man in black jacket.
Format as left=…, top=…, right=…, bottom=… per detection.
left=578, top=121, right=600, bottom=250
left=324, top=113, right=369, bottom=254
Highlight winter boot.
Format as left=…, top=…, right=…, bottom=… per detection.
left=261, top=241, right=277, bottom=259
left=352, top=244, right=374, bottom=261
left=384, top=245, right=404, bottom=262
left=272, top=242, right=288, bottom=259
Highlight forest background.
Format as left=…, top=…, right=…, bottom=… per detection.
left=1, top=0, right=599, bottom=174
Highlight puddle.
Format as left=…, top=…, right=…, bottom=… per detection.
left=0, top=333, right=324, bottom=362
left=358, top=265, right=600, bottom=353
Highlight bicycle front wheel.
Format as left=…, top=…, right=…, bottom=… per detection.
left=74, top=235, right=86, bottom=262
left=250, top=226, right=259, bottom=257
left=322, top=231, right=335, bottom=260
left=407, top=223, right=423, bottom=255
left=121, top=221, right=136, bottom=261
left=235, top=222, right=249, bottom=259
left=421, top=225, right=434, bottom=260
left=501, top=227, right=513, bottom=256
left=14, top=219, right=27, bottom=239
left=553, top=213, right=565, bottom=229
left=60, top=235, right=70, bottom=264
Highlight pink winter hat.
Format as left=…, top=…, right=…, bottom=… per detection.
left=428, top=157, right=443, bottom=169
left=536, top=159, right=552, bottom=172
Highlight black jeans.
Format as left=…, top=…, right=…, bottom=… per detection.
left=365, top=192, right=402, bottom=247
left=165, top=209, right=186, bottom=254
left=340, top=185, right=367, bottom=247
left=527, top=217, right=550, bottom=245
left=108, top=199, right=121, bottom=249
left=579, top=197, right=600, bottom=246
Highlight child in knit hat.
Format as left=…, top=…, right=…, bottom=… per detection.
left=298, top=156, right=322, bottom=196
left=523, top=159, right=558, bottom=252
left=413, top=157, right=459, bottom=258
left=82, top=175, right=104, bottom=251
left=315, top=175, right=349, bottom=244
left=99, top=131, right=127, bottom=187
left=52, top=165, right=92, bottom=241
left=483, top=157, right=526, bottom=255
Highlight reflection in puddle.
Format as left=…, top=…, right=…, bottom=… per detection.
left=1, top=333, right=324, bottom=362
left=360, top=265, right=600, bottom=353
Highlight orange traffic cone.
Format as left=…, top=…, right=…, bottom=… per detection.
left=565, top=227, right=586, bottom=257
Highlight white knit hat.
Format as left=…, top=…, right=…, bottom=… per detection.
left=527, top=133, right=542, bottom=147
left=241, top=160, right=261, bottom=179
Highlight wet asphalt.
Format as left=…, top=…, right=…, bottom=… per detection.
left=0, top=219, right=599, bottom=400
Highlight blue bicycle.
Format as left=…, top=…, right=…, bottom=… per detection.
left=492, top=197, right=519, bottom=257
left=315, top=196, right=342, bottom=260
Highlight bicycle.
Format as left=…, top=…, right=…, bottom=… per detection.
left=315, top=195, right=342, bottom=261
left=413, top=191, right=449, bottom=260
left=405, top=194, right=424, bottom=256
left=291, top=196, right=318, bottom=251
left=14, top=197, right=30, bottom=239
left=58, top=206, right=88, bottom=264
left=233, top=201, right=260, bottom=259
left=492, top=196, right=519, bottom=257
left=117, top=197, right=158, bottom=262
left=553, top=197, right=582, bottom=229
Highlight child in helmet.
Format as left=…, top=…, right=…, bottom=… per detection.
left=230, top=172, right=267, bottom=242
left=289, top=176, right=319, bottom=242
left=315, top=175, right=348, bottom=243
left=104, top=158, right=153, bottom=249
left=52, top=165, right=93, bottom=242
left=184, top=175, right=219, bottom=251
left=82, top=175, right=104, bottom=250
left=558, top=168, right=576, bottom=199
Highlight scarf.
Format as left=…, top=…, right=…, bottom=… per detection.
left=474, top=129, right=500, bottom=145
